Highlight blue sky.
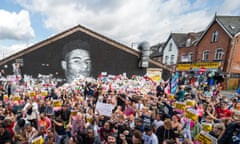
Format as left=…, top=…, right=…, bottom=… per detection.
left=0, top=0, right=240, bottom=59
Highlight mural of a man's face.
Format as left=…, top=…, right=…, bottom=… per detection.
left=61, top=49, right=91, bottom=83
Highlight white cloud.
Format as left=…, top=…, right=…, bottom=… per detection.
left=0, top=43, right=34, bottom=60
left=0, top=9, right=35, bottom=40
left=218, top=0, right=240, bottom=15
left=15, top=0, right=240, bottom=47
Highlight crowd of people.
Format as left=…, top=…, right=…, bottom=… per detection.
left=0, top=73, right=240, bottom=144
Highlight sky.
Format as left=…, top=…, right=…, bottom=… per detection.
left=0, top=0, right=240, bottom=59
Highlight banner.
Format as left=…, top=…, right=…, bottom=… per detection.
left=176, top=64, right=191, bottom=71
left=170, top=72, right=179, bottom=94
left=96, top=102, right=114, bottom=117
left=192, top=62, right=220, bottom=69
left=31, top=136, right=44, bottom=144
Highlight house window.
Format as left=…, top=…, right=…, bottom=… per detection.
left=165, top=56, right=169, bottom=64
left=202, top=50, right=209, bottom=61
left=215, top=48, right=224, bottom=60
left=211, top=30, right=219, bottom=42
left=189, top=52, right=193, bottom=62
left=170, top=55, right=175, bottom=65
left=186, top=38, right=191, bottom=47
left=181, top=54, right=188, bottom=62
left=169, top=43, right=172, bottom=51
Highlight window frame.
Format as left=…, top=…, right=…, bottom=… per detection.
left=202, top=50, right=210, bottom=61
left=215, top=48, right=224, bottom=60
left=169, top=43, right=172, bottom=51
left=170, top=55, right=175, bottom=65
left=188, top=52, right=193, bottom=62
left=211, top=30, right=219, bottom=42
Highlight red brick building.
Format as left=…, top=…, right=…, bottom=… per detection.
left=196, top=15, right=240, bottom=89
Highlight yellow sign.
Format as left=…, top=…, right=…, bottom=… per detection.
left=31, top=136, right=44, bottom=144
left=195, top=131, right=217, bottom=144
left=147, top=68, right=162, bottom=83
left=12, top=96, right=21, bottom=101
left=3, top=95, right=8, bottom=102
left=202, top=123, right=212, bottom=132
left=52, top=100, right=62, bottom=108
left=41, top=91, right=48, bottom=96
left=192, top=62, right=220, bottom=69
left=176, top=64, right=191, bottom=71
left=175, top=102, right=186, bottom=111
left=29, top=91, right=36, bottom=97
left=185, top=109, right=198, bottom=121
left=168, top=94, right=175, bottom=100
left=186, top=99, right=196, bottom=107
left=71, top=110, right=78, bottom=116
left=196, top=132, right=212, bottom=144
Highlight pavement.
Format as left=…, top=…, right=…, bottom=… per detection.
left=220, top=90, right=238, bottom=97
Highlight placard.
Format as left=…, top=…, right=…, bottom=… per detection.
left=201, top=123, right=212, bottom=132
left=185, top=108, right=198, bottom=121
left=186, top=99, right=195, bottom=107
left=96, top=102, right=114, bottom=117
left=195, top=131, right=217, bottom=144
left=31, top=136, right=44, bottom=144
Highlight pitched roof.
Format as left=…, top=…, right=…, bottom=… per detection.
left=196, top=15, right=240, bottom=45
left=171, top=33, right=188, bottom=47
left=0, top=24, right=172, bottom=71
left=171, top=32, right=203, bottom=48
left=216, top=15, right=240, bottom=36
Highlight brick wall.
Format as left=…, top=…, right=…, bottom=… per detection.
left=196, top=21, right=231, bottom=73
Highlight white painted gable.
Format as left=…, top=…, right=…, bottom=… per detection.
left=162, top=38, right=178, bottom=65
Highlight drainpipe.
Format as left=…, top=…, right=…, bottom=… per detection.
left=227, top=32, right=240, bottom=89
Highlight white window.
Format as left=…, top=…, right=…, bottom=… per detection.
left=211, top=31, right=219, bottom=42
left=215, top=48, right=224, bottom=60
left=181, top=54, right=189, bottom=62
left=202, top=50, right=209, bottom=61
left=170, top=55, right=175, bottom=65
left=186, top=38, right=191, bottom=47
left=169, top=43, right=172, bottom=51
left=165, top=56, right=169, bottom=64
left=189, top=52, right=193, bottom=62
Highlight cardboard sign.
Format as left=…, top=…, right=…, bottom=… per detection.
left=202, top=123, right=212, bottom=132
left=12, top=96, right=21, bottom=101
left=186, top=99, right=196, bottom=107
left=53, top=100, right=62, bottom=107
left=168, top=94, right=175, bottom=100
left=52, top=99, right=62, bottom=111
left=31, top=136, right=44, bottom=144
left=96, top=102, right=114, bottom=117
left=41, top=91, right=48, bottom=96
left=175, top=102, right=186, bottom=111
left=185, top=108, right=198, bottom=121
left=71, top=110, right=78, bottom=116
left=3, top=95, right=8, bottom=102
left=29, top=91, right=36, bottom=97
left=195, top=131, right=217, bottom=144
